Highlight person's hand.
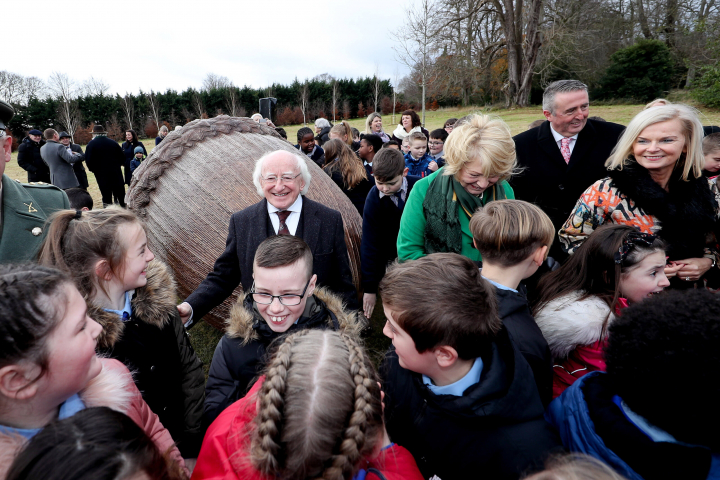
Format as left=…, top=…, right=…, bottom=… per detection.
left=674, top=257, right=713, bottom=282
left=265, top=120, right=276, bottom=128
left=363, top=293, right=377, bottom=318
left=177, top=302, right=192, bottom=324
left=428, top=161, right=439, bottom=172
left=664, top=262, right=685, bottom=278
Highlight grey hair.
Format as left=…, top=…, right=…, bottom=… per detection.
left=253, top=150, right=311, bottom=196
left=159, top=125, right=168, bottom=134
left=251, top=113, right=262, bottom=121
left=314, top=118, right=331, bottom=129
left=542, top=80, right=588, bottom=114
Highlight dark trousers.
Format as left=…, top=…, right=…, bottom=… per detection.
left=96, top=174, right=126, bottom=207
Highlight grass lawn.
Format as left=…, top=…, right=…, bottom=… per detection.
left=10, top=96, right=720, bottom=374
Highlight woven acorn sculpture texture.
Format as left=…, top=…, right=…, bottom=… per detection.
left=126, top=116, right=362, bottom=330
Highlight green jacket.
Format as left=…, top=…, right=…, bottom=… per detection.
left=0, top=174, right=69, bottom=263
left=397, top=169, right=514, bottom=262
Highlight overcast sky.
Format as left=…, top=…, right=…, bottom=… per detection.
left=6, top=0, right=413, bottom=96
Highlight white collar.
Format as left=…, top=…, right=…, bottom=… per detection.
left=267, top=194, right=303, bottom=214
left=549, top=124, right=579, bottom=144
left=378, top=176, right=408, bottom=200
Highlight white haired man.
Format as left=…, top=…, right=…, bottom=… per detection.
left=178, top=150, right=358, bottom=327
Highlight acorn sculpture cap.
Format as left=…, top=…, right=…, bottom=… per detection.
left=0, top=100, right=14, bottom=130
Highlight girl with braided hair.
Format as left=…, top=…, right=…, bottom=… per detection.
left=37, top=207, right=206, bottom=459
left=193, top=329, right=423, bottom=480
left=0, top=263, right=186, bottom=478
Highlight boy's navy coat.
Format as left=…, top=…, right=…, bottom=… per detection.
left=361, top=175, right=419, bottom=293
left=381, top=327, right=560, bottom=480
left=186, top=196, right=359, bottom=320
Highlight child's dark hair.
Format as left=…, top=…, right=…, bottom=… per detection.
left=38, top=207, right=144, bottom=302
left=65, top=188, right=93, bottom=211
left=0, top=263, right=71, bottom=380
left=251, top=329, right=383, bottom=479
left=429, top=128, right=448, bottom=142
left=444, top=118, right=458, bottom=129
left=254, top=235, right=313, bottom=280
left=372, top=148, right=405, bottom=182
left=296, top=127, right=314, bottom=143
left=360, top=134, right=382, bottom=154
left=702, top=132, right=720, bottom=155
left=379, top=253, right=500, bottom=359
left=381, top=140, right=399, bottom=149
left=533, top=224, right=666, bottom=318
left=351, top=127, right=360, bottom=140
left=275, top=127, right=288, bottom=140
left=7, top=407, right=185, bottom=480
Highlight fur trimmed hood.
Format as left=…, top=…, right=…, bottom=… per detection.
left=0, top=359, right=134, bottom=479
left=534, top=292, right=615, bottom=359
left=226, top=287, right=364, bottom=344
left=89, top=260, right=178, bottom=350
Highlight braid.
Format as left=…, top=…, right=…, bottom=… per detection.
left=251, top=329, right=309, bottom=474
left=322, top=334, right=382, bottom=480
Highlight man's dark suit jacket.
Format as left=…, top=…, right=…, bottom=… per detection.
left=511, top=119, right=625, bottom=259
left=185, top=196, right=359, bottom=322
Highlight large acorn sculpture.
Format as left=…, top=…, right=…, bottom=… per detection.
left=126, top=116, right=361, bottom=330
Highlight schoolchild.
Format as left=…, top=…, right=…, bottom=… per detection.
left=130, top=146, right=145, bottom=175
left=194, top=329, right=424, bottom=480
left=203, top=235, right=364, bottom=427
left=295, top=126, right=325, bottom=167
left=360, top=148, right=419, bottom=318
left=400, top=136, right=410, bottom=155
left=382, top=140, right=400, bottom=150
left=470, top=199, right=555, bottom=406
left=428, top=128, right=448, bottom=168
left=358, top=133, right=383, bottom=176
left=532, top=224, right=669, bottom=399
left=7, top=407, right=186, bottom=480
left=38, top=208, right=206, bottom=459
left=403, top=131, right=436, bottom=177
left=0, top=264, right=185, bottom=478
left=702, top=132, right=720, bottom=178
left=65, top=187, right=93, bottom=211
left=380, top=253, right=560, bottom=480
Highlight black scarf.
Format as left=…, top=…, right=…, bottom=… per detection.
left=608, top=162, right=718, bottom=260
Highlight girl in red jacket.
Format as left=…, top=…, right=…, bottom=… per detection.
left=193, top=329, right=424, bottom=480
left=532, top=225, right=670, bottom=399
left=0, top=264, right=186, bottom=478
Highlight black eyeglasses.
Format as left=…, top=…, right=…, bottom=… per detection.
left=249, top=278, right=311, bottom=306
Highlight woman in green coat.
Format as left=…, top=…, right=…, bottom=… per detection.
left=397, top=114, right=516, bottom=262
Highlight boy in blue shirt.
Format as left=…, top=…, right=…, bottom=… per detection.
left=403, top=132, right=436, bottom=177
left=360, top=148, right=419, bottom=317
left=428, top=128, right=448, bottom=168
left=380, top=254, right=559, bottom=480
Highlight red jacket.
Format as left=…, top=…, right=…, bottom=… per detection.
left=192, top=377, right=423, bottom=480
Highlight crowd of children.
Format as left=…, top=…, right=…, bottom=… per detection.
left=3, top=109, right=720, bottom=480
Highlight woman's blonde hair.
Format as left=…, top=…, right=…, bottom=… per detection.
left=524, top=453, right=628, bottom=480
left=442, top=113, right=517, bottom=181
left=330, top=122, right=353, bottom=146
left=364, top=112, right=382, bottom=134
left=250, top=329, right=383, bottom=480
left=323, top=139, right=368, bottom=190
left=605, top=103, right=704, bottom=180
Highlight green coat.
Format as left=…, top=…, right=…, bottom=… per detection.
left=397, top=169, right=515, bottom=262
left=0, top=174, right=69, bottom=263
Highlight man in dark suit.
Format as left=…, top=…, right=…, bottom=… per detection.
left=84, top=124, right=126, bottom=207
left=178, top=150, right=359, bottom=328
left=511, top=80, right=625, bottom=261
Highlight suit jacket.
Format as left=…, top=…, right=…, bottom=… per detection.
left=186, top=196, right=359, bottom=322
left=0, top=174, right=70, bottom=262
left=70, top=143, right=89, bottom=189
left=40, top=140, right=83, bottom=189
left=85, top=135, right=126, bottom=183
left=511, top=119, right=625, bottom=259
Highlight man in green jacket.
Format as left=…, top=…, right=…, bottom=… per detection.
left=0, top=100, right=69, bottom=262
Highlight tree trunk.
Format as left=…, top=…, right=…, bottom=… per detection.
left=636, top=0, right=653, bottom=39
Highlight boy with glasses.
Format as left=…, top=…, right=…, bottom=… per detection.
left=428, top=128, right=448, bottom=168
left=203, top=234, right=364, bottom=427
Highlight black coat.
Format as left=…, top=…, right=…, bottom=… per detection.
left=381, top=328, right=560, bottom=480
left=203, top=288, right=363, bottom=427
left=185, top=196, right=359, bottom=322
left=16, top=137, right=50, bottom=183
left=315, top=126, right=331, bottom=146
left=90, top=261, right=206, bottom=458
left=494, top=286, right=553, bottom=407
left=69, top=143, right=89, bottom=189
left=511, top=119, right=625, bottom=259
left=121, top=140, right=147, bottom=185
left=324, top=167, right=375, bottom=217
left=85, top=135, right=125, bottom=183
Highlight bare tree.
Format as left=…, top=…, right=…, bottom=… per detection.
left=224, top=86, right=244, bottom=116
left=191, top=90, right=206, bottom=119
left=392, top=0, right=436, bottom=126
left=331, top=79, right=339, bottom=122
left=202, top=73, right=232, bottom=91
left=0, top=71, right=26, bottom=104
left=392, top=69, right=399, bottom=124
left=120, top=94, right=135, bottom=130
left=146, top=90, right=162, bottom=130
left=23, top=76, right=46, bottom=101
left=299, top=80, right=309, bottom=125
left=372, top=65, right=382, bottom=113
left=82, top=76, right=110, bottom=97
left=48, top=72, right=83, bottom=141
